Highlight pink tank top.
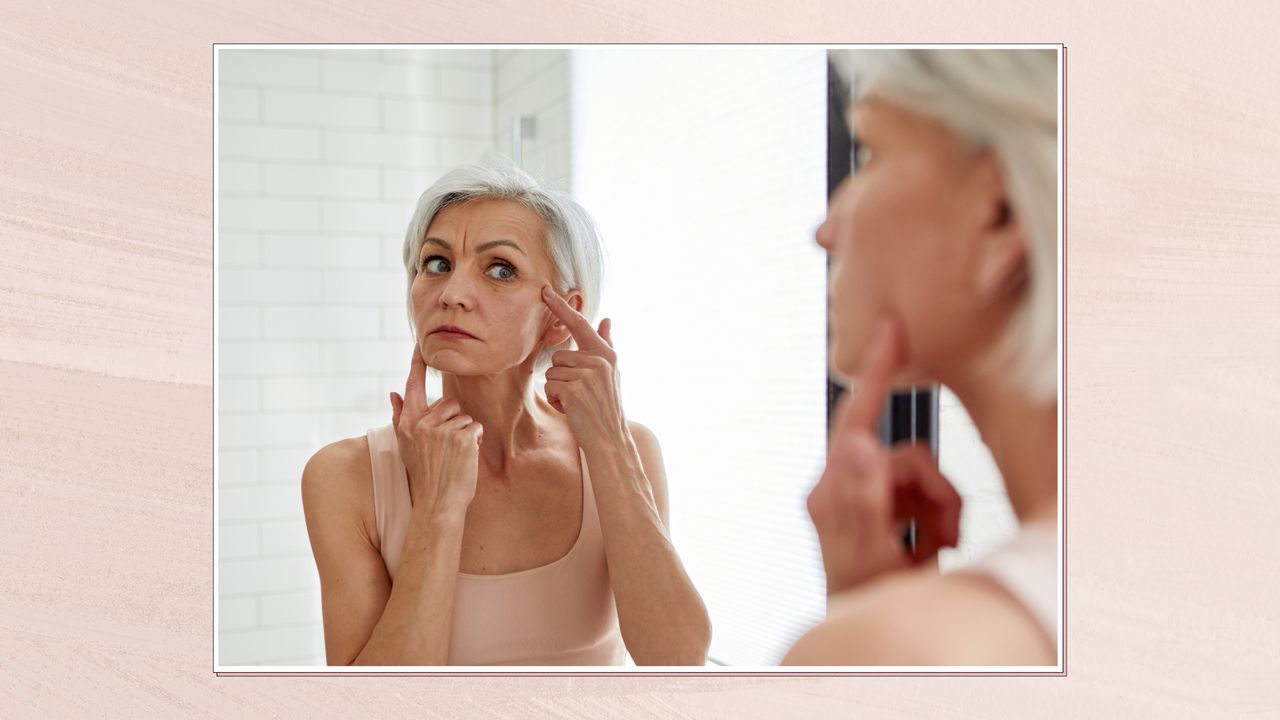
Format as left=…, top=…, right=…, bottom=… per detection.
left=365, top=423, right=626, bottom=666
left=962, top=520, right=1059, bottom=654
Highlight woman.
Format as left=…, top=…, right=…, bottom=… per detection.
left=785, top=49, right=1059, bottom=665
left=301, top=159, right=711, bottom=666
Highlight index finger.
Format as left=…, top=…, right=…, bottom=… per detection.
left=541, top=286, right=604, bottom=350
left=835, top=318, right=903, bottom=436
left=404, top=342, right=427, bottom=412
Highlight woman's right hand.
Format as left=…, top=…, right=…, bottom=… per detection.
left=389, top=344, right=483, bottom=520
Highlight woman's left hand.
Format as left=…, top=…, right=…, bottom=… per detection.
left=808, top=319, right=964, bottom=596
left=541, top=286, right=627, bottom=444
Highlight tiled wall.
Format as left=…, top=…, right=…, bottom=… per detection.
left=215, top=47, right=568, bottom=666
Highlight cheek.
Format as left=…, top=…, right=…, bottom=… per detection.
left=488, top=294, right=548, bottom=346
left=828, top=165, right=946, bottom=375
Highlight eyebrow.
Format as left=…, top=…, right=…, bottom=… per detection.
left=422, top=237, right=526, bottom=256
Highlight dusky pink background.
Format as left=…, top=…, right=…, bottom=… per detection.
left=2, top=0, right=1278, bottom=716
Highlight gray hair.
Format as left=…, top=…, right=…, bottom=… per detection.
left=831, top=49, right=1059, bottom=403
left=400, top=155, right=605, bottom=370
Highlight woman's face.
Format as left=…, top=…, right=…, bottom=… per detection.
left=411, top=198, right=577, bottom=375
left=816, top=95, right=1023, bottom=386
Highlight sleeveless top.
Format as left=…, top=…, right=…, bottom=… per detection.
left=365, top=423, right=627, bottom=666
left=962, top=520, right=1059, bottom=654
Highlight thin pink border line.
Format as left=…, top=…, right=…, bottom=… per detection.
left=212, top=42, right=1068, bottom=679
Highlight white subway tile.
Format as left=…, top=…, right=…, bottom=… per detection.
left=262, top=375, right=379, bottom=412
left=495, top=51, right=545, bottom=99
left=219, top=341, right=322, bottom=376
left=221, top=483, right=305, bottom=522
left=263, top=306, right=381, bottom=340
left=316, top=49, right=383, bottom=64
left=322, top=269, right=406, bottom=303
left=538, top=98, right=569, bottom=143
left=218, top=306, right=261, bottom=341
left=218, top=595, right=258, bottom=632
left=437, top=138, right=496, bottom=167
left=220, top=411, right=320, bottom=448
left=218, top=377, right=259, bottom=413
left=218, top=86, right=260, bottom=123
left=219, top=625, right=322, bottom=665
left=219, top=160, right=261, bottom=196
left=218, top=50, right=320, bottom=89
left=220, top=556, right=318, bottom=597
left=322, top=340, right=412, bottom=374
left=262, top=164, right=380, bottom=199
left=320, top=410, right=391, bottom=441
left=439, top=67, right=492, bottom=103
left=218, top=522, right=259, bottom=559
left=381, top=167, right=444, bottom=201
left=219, top=269, right=323, bottom=304
left=322, top=199, right=416, bottom=236
left=323, top=129, right=438, bottom=167
left=219, top=196, right=320, bottom=232
left=261, top=520, right=313, bottom=557
left=384, top=48, right=492, bottom=68
left=382, top=235, right=410, bottom=269
left=382, top=306, right=414, bottom=339
left=261, top=233, right=382, bottom=268
left=261, top=446, right=316, bottom=485
left=259, top=590, right=323, bottom=628
left=220, top=126, right=321, bottom=161
left=383, top=98, right=493, bottom=137
left=321, top=56, right=437, bottom=96
left=510, top=62, right=567, bottom=118
left=540, top=138, right=571, bottom=187
left=262, top=89, right=379, bottom=129
left=218, top=232, right=261, bottom=266
left=218, top=449, right=259, bottom=486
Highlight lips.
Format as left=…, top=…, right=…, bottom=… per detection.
left=430, top=324, right=477, bottom=339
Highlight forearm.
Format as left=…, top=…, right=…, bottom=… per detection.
left=350, top=508, right=465, bottom=665
left=584, top=439, right=712, bottom=665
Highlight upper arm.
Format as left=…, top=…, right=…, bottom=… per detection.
left=300, top=439, right=392, bottom=666
left=627, top=421, right=670, bottom=529
left=783, top=572, right=1056, bottom=666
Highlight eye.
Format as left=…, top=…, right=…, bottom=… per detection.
left=422, top=255, right=450, bottom=273
left=486, top=261, right=516, bottom=281
left=852, top=138, right=873, bottom=168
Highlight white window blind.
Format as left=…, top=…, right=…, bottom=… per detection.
left=569, top=47, right=830, bottom=666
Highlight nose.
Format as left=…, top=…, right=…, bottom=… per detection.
left=815, top=217, right=834, bottom=252
left=437, top=266, right=476, bottom=311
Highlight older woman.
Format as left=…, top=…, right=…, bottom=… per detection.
left=785, top=49, right=1059, bottom=665
left=301, top=160, right=711, bottom=666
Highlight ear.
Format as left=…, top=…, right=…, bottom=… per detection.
left=969, top=156, right=1029, bottom=302
left=541, top=289, right=585, bottom=347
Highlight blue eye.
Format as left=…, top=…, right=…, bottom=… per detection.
left=486, top=262, right=516, bottom=281
left=854, top=144, right=873, bottom=167
left=423, top=256, right=450, bottom=273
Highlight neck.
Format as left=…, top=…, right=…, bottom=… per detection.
left=439, top=361, right=555, bottom=476
left=943, top=364, right=1058, bottom=528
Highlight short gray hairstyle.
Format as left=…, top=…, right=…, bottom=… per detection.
left=400, top=155, right=605, bottom=370
left=831, top=49, right=1059, bottom=403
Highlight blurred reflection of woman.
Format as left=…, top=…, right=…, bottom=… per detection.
left=302, top=159, right=710, bottom=666
left=786, top=49, right=1060, bottom=665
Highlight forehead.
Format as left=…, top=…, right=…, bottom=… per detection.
left=425, top=198, right=547, bottom=247
left=846, top=95, right=904, bottom=137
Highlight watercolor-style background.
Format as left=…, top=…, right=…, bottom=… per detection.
left=3, top=0, right=1279, bottom=716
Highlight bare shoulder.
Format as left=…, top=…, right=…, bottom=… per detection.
left=626, top=420, right=665, bottom=477
left=782, top=570, right=1056, bottom=666
left=627, top=420, right=661, bottom=454
left=626, top=421, right=669, bottom=524
left=301, top=435, right=378, bottom=547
